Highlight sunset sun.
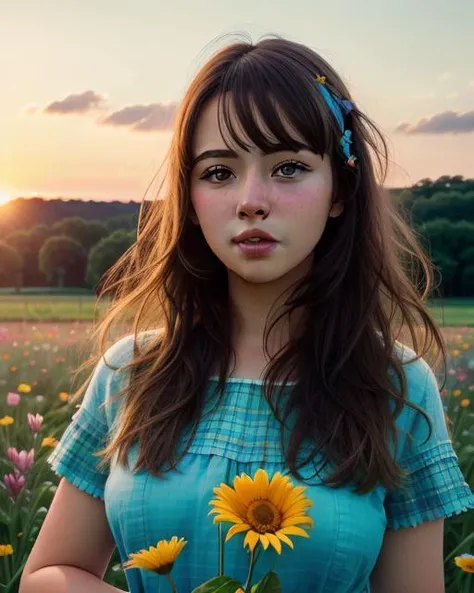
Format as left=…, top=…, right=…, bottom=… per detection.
left=0, top=190, right=13, bottom=205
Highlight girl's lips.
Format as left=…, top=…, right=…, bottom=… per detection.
left=232, top=228, right=277, bottom=243
left=235, top=240, right=278, bottom=257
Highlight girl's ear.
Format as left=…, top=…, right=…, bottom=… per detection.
left=329, top=201, right=344, bottom=218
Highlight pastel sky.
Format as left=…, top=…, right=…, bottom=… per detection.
left=1, top=0, right=473, bottom=203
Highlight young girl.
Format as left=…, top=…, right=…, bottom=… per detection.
left=20, top=36, right=474, bottom=593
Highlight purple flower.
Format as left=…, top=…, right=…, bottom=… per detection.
left=27, top=412, right=43, bottom=434
left=6, top=392, right=21, bottom=406
left=7, top=447, right=35, bottom=473
left=3, top=473, right=25, bottom=501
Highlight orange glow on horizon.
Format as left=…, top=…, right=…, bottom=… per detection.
left=0, top=190, right=14, bottom=206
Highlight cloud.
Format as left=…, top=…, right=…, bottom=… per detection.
left=469, top=81, right=474, bottom=90
left=44, top=90, right=107, bottom=114
left=395, top=110, right=474, bottom=134
left=100, top=102, right=178, bottom=131
left=446, top=92, right=459, bottom=99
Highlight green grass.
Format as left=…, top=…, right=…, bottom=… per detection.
left=0, top=294, right=106, bottom=321
left=0, top=295, right=473, bottom=324
left=428, top=299, right=474, bottom=327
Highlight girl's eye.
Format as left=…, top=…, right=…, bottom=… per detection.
left=199, top=166, right=233, bottom=184
left=199, top=160, right=310, bottom=184
left=274, top=161, right=309, bottom=178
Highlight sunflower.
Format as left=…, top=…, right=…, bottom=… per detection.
left=209, top=469, right=313, bottom=555
left=455, top=553, right=474, bottom=573
left=123, top=536, right=187, bottom=575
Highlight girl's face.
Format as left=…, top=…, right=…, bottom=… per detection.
left=190, top=96, right=343, bottom=285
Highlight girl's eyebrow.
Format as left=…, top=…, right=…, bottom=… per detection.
left=191, top=142, right=312, bottom=168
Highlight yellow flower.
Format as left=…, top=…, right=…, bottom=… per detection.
left=453, top=389, right=462, bottom=397
left=209, top=469, right=313, bottom=555
left=41, top=436, right=58, bottom=448
left=10, top=366, right=17, bottom=372
left=455, top=554, right=474, bottom=573
left=462, top=343, right=470, bottom=350
left=452, top=350, right=461, bottom=357
left=18, top=383, right=31, bottom=393
left=0, top=416, right=14, bottom=426
left=315, top=75, right=326, bottom=84
left=59, top=392, right=69, bottom=402
left=2, top=353, right=11, bottom=361
left=460, top=399, right=470, bottom=408
left=0, top=544, right=13, bottom=556
left=123, top=537, right=187, bottom=575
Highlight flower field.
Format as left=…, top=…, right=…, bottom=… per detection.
left=0, top=322, right=473, bottom=592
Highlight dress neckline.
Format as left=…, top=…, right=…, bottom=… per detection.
left=208, top=375, right=297, bottom=386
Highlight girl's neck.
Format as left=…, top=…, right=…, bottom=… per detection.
left=227, top=267, right=308, bottom=369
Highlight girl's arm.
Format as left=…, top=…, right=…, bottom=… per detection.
left=370, top=517, right=445, bottom=593
left=19, top=478, right=125, bottom=593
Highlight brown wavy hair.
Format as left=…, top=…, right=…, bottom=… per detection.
left=72, top=35, right=447, bottom=494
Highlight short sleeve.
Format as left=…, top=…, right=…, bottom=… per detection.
left=47, top=333, right=140, bottom=499
left=385, top=357, right=474, bottom=530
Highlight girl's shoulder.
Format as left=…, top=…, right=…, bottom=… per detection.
left=390, top=340, right=441, bottom=407
left=89, top=329, right=163, bottom=427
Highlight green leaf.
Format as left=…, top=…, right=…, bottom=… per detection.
left=252, top=571, right=282, bottom=593
left=191, top=575, right=243, bottom=593
left=0, top=507, right=10, bottom=526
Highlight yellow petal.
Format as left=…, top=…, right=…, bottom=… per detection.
left=259, top=534, right=270, bottom=550
left=266, top=533, right=282, bottom=555
left=209, top=501, right=240, bottom=516
left=267, top=473, right=288, bottom=499
left=282, top=499, right=312, bottom=519
left=226, top=523, right=251, bottom=541
left=281, top=486, right=307, bottom=513
left=279, top=526, right=311, bottom=538
left=215, top=483, right=248, bottom=516
left=270, top=479, right=292, bottom=507
left=275, top=531, right=294, bottom=549
left=244, top=530, right=260, bottom=552
left=281, top=515, right=314, bottom=529
left=254, top=469, right=270, bottom=498
left=212, top=513, right=244, bottom=525
left=233, top=474, right=257, bottom=506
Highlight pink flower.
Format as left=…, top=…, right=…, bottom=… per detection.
left=3, top=472, right=25, bottom=501
left=457, top=372, right=468, bottom=383
left=6, top=392, right=21, bottom=406
left=27, top=412, right=43, bottom=434
left=7, top=447, right=35, bottom=473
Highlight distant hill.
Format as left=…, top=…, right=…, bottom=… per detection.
left=0, top=197, right=142, bottom=235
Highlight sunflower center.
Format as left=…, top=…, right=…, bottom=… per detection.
left=156, top=562, right=174, bottom=575
left=246, top=500, right=282, bottom=534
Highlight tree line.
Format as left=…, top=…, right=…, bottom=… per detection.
left=0, top=175, right=473, bottom=296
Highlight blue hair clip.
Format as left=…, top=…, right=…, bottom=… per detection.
left=315, top=75, right=357, bottom=167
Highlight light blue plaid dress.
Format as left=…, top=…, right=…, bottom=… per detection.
left=47, top=332, right=474, bottom=593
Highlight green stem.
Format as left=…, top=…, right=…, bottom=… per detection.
left=2, top=555, right=11, bottom=585
left=167, top=573, right=178, bottom=593
left=218, top=523, right=224, bottom=577
left=445, top=532, right=474, bottom=564
left=4, top=560, right=26, bottom=593
left=243, top=546, right=261, bottom=593
left=463, top=574, right=472, bottom=593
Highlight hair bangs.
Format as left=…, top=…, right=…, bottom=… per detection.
left=214, top=54, right=334, bottom=159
